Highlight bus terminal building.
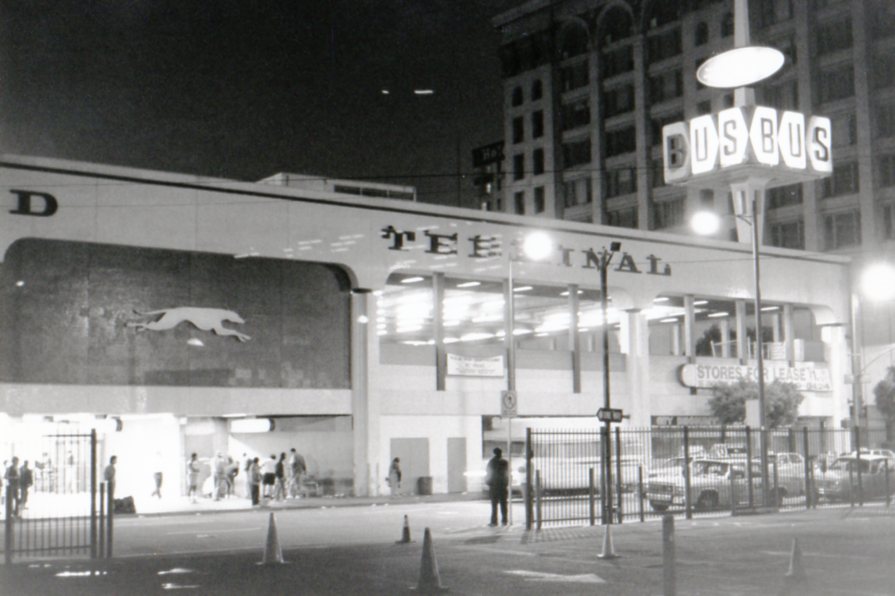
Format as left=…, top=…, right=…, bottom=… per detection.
left=0, top=154, right=853, bottom=499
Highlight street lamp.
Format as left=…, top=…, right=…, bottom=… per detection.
left=599, top=241, right=621, bottom=524
left=505, top=230, right=552, bottom=525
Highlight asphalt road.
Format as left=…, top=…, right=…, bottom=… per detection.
left=2, top=501, right=895, bottom=595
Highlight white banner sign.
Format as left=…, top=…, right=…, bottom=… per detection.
left=446, top=353, right=504, bottom=377
left=678, top=363, right=832, bottom=392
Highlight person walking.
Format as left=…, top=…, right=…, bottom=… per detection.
left=212, top=452, right=227, bottom=501
left=273, top=453, right=287, bottom=501
left=388, top=457, right=402, bottom=497
left=485, top=447, right=509, bottom=527
left=187, top=453, right=201, bottom=503
left=151, top=452, right=163, bottom=499
left=19, top=460, right=34, bottom=511
left=249, top=457, right=262, bottom=506
left=104, top=455, right=117, bottom=498
left=4, top=456, right=20, bottom=516
left=289, top=448, right=307, bottom=498
left=261, top=454, right=277, bottom=500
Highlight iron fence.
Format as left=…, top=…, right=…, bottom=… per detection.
left=525, top=425, right=893, bottom=528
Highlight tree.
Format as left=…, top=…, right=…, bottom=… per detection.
left=872, top=366, right=895, bottom=441
left=708, top=379, right=804, bottom=428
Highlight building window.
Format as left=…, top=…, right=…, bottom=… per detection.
left=601, top=46, right=633, bottom=78
left=562, top=138, right=591, bottom=167
left=563, top=177, right=591, bottom=207
left=721, top=13, right=734, bottom=37
left=815, top=65, right=854, bottom=104
left=770, top=220, right=805, bottom=249
left=561, top=99, right=590, bottom=131
left=816, top=19, right=852, bottom=55
left=870, top=2, right=895, bottom=40
left=767, top=183, right=803, bottom=209
left=605, top=127, right=636, bottom=157
left=878, top=154, right=895, bottom=187
left=647, top=28, right=682, bottom=64
left=561, top=61, right=589, bottom=92
left=533, top=148, right=545, bottom=175
left=885, top=203, right=895, bottom=239
left=651, top=158, right=666, bottom=188
left=531, top=79, right=543, bottom=101
left=650, top=112, right=683, bottom=146
left=603, top=85, right=635, bottom=117
left=512, top=117, right=524, bottom=144
left=755, top=0, right=793, bottom=28
left=823, top=210, right=861, bottom=249
left=875, top=54, right=895, bottom=89
left=532, top=110, right=544, bottom=138
left=605, top=167, right=637, bottom=198
left=512, top=86, right=523, bottom=106
left=697, top=100, right=712, bottom=115
left=513, top=153, right=525, bottom=180
left=652, top=197, right=685, bottom=230
left=763, top=80, right=798, bottom=111
left=877, top=102, right=895, bottom=139
left=606, top=206, right=638, bottom=228
left=534, top=187, right=545, bottom=213
left=649, top=70, right=683, bottom=104
left=831, top=112, right=857, bottom=147
left=820, top=161, right=859, bottom=198
left=694, top=22, right=709, bottom=46
left=514, top=191, right=525, bottom=215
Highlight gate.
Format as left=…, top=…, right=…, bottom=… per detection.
left=3, top=428, right=113, bottom=563
left=525, top=425, right=893, bottom=529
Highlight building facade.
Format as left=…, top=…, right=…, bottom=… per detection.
left=0, top=154, right=854, bottom=499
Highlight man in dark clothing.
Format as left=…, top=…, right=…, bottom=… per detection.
left=485, top=447, right=509, bottom=526
left=4, top=456, right=20, bottom=516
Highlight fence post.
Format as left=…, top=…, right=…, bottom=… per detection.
left=90, top=429, right=97, bottom=560
left=802, top=428, right=812, bottom=510
left=683, top=427, right=692, bottom=520
left=772, top=456, right=780, bottom=508
left=848, top=468, right=855, bottom=509
left=106, top=478, right=114, bottom=558
left=745, top=426, right=754, bottom=508
left=589, top=467, right=596, bottom=526
left=662, top=515, right=676, bottom=596
left=885, top=459, right=891, bottom=508
left=98, top=482, right=106, bottom=559
left=638, top=465, right=645, bottom=523
left=788, top=427, right=795, bottom=454
left=730, top=467, right=737, bottom=515
left=4, top=483, right=12, bottom=564
left=615, top=427, right=623, bottom=524
left=525, top=428, right=533, bottom=531
left=535, top=470, right=542, bottom=531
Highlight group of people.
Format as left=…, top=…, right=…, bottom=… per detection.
left=2, top=457, right=35, bottom=517
left=246, top=449, right=308, bottom=506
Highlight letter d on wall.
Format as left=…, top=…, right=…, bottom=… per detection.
left=9, top=189, right=58, bottom=216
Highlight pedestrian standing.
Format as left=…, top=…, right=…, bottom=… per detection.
left=213, top=452, right=227, bottom=501
left=187, top=453, right=201, bottom=503
left=104, top=455, right=117, bottom=498
left=274, top=453, right=287, bottom=500
left=261, top=455, right=277, bottom=499
left=226, top=456, right=239, bottom=498
left=19, top=460, right=34, bottom=511
left=249, top=457, right=262, bottom=506
left=151, top=451, right=163, bottom=499
left=289, top=448, right=307, bottom=498
left=485, top=447, right=509, bottom=526
left=242, top=453, right=252, bottom=498
left=4, top=456, right=20, bottom=516
left=388, top=457, right=402, bottom=497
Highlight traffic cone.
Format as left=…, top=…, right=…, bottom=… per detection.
left=396, top=514, right=414, bottom=544
left=414, top=527, right=447, bottom=593
left=597, top=523, right=619, bottom=559
left=259, top=512, right=285, bottom=565
left=784, top=538, right=806, bottom=581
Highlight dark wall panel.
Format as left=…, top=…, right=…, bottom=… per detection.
left=0, top=239, right=351, bottom=388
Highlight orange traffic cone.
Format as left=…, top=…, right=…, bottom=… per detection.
left=396, top=514, right=414, bottom=544
left=785, top=538, right=805, bottom=581
left=414, top=527, right=447, bottom=593
left=259, top=512, right=285, bottom=565
left=597, top=523, right=619, bottom=559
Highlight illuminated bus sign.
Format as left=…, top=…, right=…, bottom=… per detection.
left=662, top=106, right=832, bottom=184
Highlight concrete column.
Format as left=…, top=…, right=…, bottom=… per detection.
left=433, top=273, right=446, bottom=391
left=683, top=295, right=696, bottom=360
left=351, top=290, right=379, bottom=497
left=720, top=318, right=731, bottom=358
left=783, top=304, right=795, bottom=364
left=569, top=284, right=582, bottom=393
left=619, top=309, right=650, bottom=426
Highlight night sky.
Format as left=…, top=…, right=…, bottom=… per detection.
left=0, top=1, right=518, bottom=206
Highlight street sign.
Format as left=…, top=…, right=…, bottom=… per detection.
left=597, top=408, right=623, bottom=423
left=501, top=390, right=517, bottom=417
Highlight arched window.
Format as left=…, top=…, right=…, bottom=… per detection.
left=600, top=7, right=633, bottom=46
left=694, top=21, right=709, bottom=46
left=647, top=2, right=681, bottom=30
left=559, top=21, right=589, bottom=59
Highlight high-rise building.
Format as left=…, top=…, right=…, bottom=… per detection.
left=491, top=0, right=894, bottom=260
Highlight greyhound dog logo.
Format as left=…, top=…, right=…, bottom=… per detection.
left=126, top=307, right=251, bottom=342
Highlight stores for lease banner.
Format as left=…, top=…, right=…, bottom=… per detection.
left=0, top=155, right=853, bottom=498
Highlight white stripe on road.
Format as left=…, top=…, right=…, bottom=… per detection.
left=505, top=570, right=605, bottom=584
left=166, top=527, right=262, bottom=536
left=761, top=550, right=876, bottom=561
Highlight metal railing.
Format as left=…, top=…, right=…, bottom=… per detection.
left=525, top=425, right=893, bottom=528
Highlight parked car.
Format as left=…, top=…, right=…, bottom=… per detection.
left=646, top=458, right=777, bottom=512
left=815, top=455, right=894, bottom=502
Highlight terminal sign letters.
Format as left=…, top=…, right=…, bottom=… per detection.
left=662, top=106, right=832, bottom=183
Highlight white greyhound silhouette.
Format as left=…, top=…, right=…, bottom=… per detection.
left=127, top=307, right=251, bottom=342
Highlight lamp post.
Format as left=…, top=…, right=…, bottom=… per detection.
left=599, top=242, right=621, bottom=524
left=505, top=231, right=552, bottom=526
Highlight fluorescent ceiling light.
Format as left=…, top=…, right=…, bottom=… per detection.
left=660, top=318, right=679, bottom=323
left=707, top=312, right=729, bottom=318
left=457, top=281, right=481, bottom=288
left=401, top=276, right=424, bottom=284
left=653, top=297, right=670, bottom=303
left=513, top=286, right=533, bottom=293
left=694, top=300, right=709, bottom=306
left=414, top=89, right=435, bottom=95
left=761, top=306, right=779, bottom=312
